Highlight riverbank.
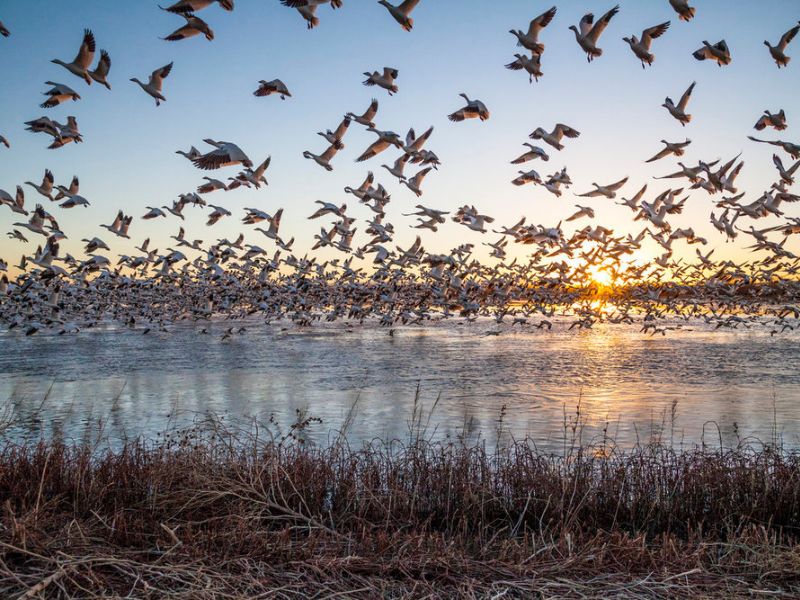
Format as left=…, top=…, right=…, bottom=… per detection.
left=1, top=421, right=798, bottom=598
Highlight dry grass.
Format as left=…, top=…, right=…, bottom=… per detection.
left=0, top=416, right=799, bottom=598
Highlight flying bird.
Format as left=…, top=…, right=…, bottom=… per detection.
left=378, top=0, right=420, bottom=32
left=509, top=6, right=556, bottom=54
left=645, top=139, right=691, bottom=162
left=89, top=50, right=112, bottom=89
left=280, top=0, right=343, bottom=29
left=162, top=13, right=214, bottom=41
left=254, top=79, right=292, bottom=99
left=363, top=67, right=399, bottom=95
left=161, top=0, right=234, bottom=14
left=346, top=98, right=379, bottom=127
left=448, top=93, right=490, bottom=122
left=193, top=140, right=253, bottom=169
left=40, top=82, right=81, bottom=108
left=668, top=0, right=696, bottom=22
left=623, top=21, right=670, bottom=68
left=765, top=23, right=799, bottom=68
left=51, top=29, right=95, bottom=85
left=693, top=40, right=731, bottom=66
left=754, top=109, right=787, bottom=131
left=569, top=4, right=620, bottom=62
left=130, top=62, right=174, bottom=106
left=662, top=81, right=695, bottom=126
left=529, top=123, right=580, bottom=150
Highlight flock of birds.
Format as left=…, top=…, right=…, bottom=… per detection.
left=2, top=0, right=800, bottom=338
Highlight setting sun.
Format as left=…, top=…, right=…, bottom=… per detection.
left=589, top=266, right=614, bottom=287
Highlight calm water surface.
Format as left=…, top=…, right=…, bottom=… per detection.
left=1, top=318, right=798, bottom=451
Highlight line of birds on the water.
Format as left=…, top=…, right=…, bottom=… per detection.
left=1, top=1, right=800, bottom=338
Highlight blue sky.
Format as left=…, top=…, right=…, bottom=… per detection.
left=0, top=0, right=798, bottom=268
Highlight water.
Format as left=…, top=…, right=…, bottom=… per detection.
left=1, top=318, right=798, bottom=451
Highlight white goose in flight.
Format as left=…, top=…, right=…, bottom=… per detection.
left=163, top=13, right=215, bottom=41
left=645, top=139, right=691, bottom=163
left=623, top=21, right=670, bottom=68
left=102, top=210, right=133, bottom=239
left=90, top=50, right=112, bottom=89
left=511, top=143, right=549, bottom=164
left=400, top=167, right=432, bottom=197
left=693, top=40, right=731, bottom=66
left=765, top=23, right=799, bottom=68
left=303, top=143, right=341, bottom=171
left=254, top=79, right=291, bottom=100
left=1, top=186, right=27, bottom=215
left=280, top=0, right=342, bottom=30
left=318, top=117, right=350, bottom=148
left=346, top=99, right=379, bottom=127
left=378, top=0, right=420, bottom=32
left=511, top=169, right=542, bottom=186
left=662, top=81, right=695, bottom=126
left=569, top=5, right=620, bottom=62
left=363, top=68, right=399, bottom=95
left=206, top=205, right=231, bottom=226
left=754, top=109, right=787, bottom=131
left=382, top=153, right=409, bottom=181
left=402, top=126, right=434, bottom=155
left=193, top=139, right=253, bottom=169
left=668, top=0, right=696, bottom=22
left=773, top=154, right=800, bottom=185
left=448, top=93, right=490, bottom=122
left=577, top=177, right=628, bottom=199
left=510, top=6, right=556, bottom=54
left=566, top=205, right=595, bottom=222
left=505, top=53, right=543, bottom=83
left=529, top=123, right=579, bottom=150
left=41, top=82, right=81, bottom=108
left=25, top=169, right=55, bottom=201
left=197, top=177, right=228, bottom=193
left=142, top=206, right=167, bottom=219
left=161, top=0, right=234, bottom=13
left=747, top=137, right=800, bottom=160
left=130, top=62, right=173, bottom=106
left=51, top=29, right=95, bottom=85
left=356, top=128, right=403, bottom=162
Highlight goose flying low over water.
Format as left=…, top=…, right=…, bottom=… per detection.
left=668, top=0, right=696, bottom=21
left=281, top=0, right=343, bottom=29
left=645, top=139, right=691, bottom=162
left=130, top=62, right=173, bottom=106
left=161, top=0, right=234, bottom=14
left=254, top=79, right=292, bottom=99
left=363, top=68, right=399, bottom=95
left=765, top=22, right=799, bottom=68
left=755, top=109, right=787, bottom=131
left=510, top=6, right=556, bottom=54
left=663, top=81, right=695, bottom=126
left=623, top=21, right=670, bottom=68
left=41, top=82, right=81, bottom=108
left=51, top=29, right=95, bottom=85
left=378, top=0, right=420, bottom=32
left=693, top=40, right=731, bottom=66
left=163, top=13, right=214, bottom=41
left=530, top=123, right=580, bottom=150
left=448, top=93, right=490, bottom=122
left=569, top=4, right=620, bottom=62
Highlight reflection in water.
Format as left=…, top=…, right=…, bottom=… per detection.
left=0, top=318, right=798, bottom=451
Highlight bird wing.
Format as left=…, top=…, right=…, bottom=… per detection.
left=773, top=154, right=785, bottom=171
left=645, top=147, right=672, bottom=163
left=193, top=149, right=232, bottom=170
left=411, top=167, right=432, bottom=185
left=74, top=29, right=96, bottom=70
left=555, top=123, right=580, bottom=138
left=780, top=24, right=800, bottom=49
left=356, top=139, right=388, bottom=162
left=383, top=67, right=399, bottom=79
left=641, top=21, right=670, bottom=49
left=607, top=176, right=629, bottom=191
left=588, top=4, right=619, bottom=43
left=93, top=50, right=111, bottom=77
left=448, top=109, right=466, bottom=122
left=677, top=81, right=695, bottom=111
left=333, top=117, right=350, bottom=139
left=320, top=143, right=340, bottom=161
left=578, top=13, right=594, bottom=36
left=362, top=99, right=379, bottom=121
left=527, top=6, right=557, bottom=36
left=397, top=0, right=421, bottom=15
left=149, top=62, right=174, bottom=89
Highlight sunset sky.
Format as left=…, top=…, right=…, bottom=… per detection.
left=0, top=0, right=798, bottom=269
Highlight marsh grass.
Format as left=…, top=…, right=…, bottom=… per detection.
left=0, top=404, right=799, bottom=598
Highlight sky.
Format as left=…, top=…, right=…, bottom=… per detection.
left=0, top=0, right=798, bottom=271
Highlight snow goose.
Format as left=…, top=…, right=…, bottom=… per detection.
left=176, top=145, right=201, bottom=160
left=197, top=177, right=228, bottom=193
left=161, top=0, right=234, bottom=13
left=90, top=50, right=112, bottom=89
left=754, top=109, right=787, bottom=131
left=254, top=79, right=291, bottom=99
left=318, top=117, right=350, bottom=148
left=363, top=67, right=399, bottom=95
left=54, top=176, right=79, bottom=201
left=142, top=206, right=167, bottom=219
left=566, top=205, right=595, bottom=221
left=668, top=0, right=695, bottom=22
left=693, top=40, right=731, bottom=66
left=403, top=126, right=433, bottom=155
left=14, top=203, right=48, bottom=236
left=381, top=153, right=409, bottom=181
left=41, top=82, right=81, bottom=108
left=399, top=167, right=432, bottom=197
left=281, top=0, right=342, bottom=29
left=355, top=128, right=403, bottom=162
left=505, top=52, right=543, bottom=82
left=645, top=139, right=691, bottom=162
left=303, top=143, right=341, bottom=171
left=747, top=137, right=800, bottom=160
left=577, top=177, right=628, bottom=199
left=529, top=123, right=579, bottom=150
left=623, top=21, right=670, bottom=68
left=102, top=210, right=133, bottom=238
left=346, top=98, right=379, bottom=127
left=378, top=0, right=420, bottom=32
left=51, top=29, right=95, bottom=85
left=511, top=169, right=542, bottom=186
left=773, top=154, right=800, bottom=185
left=510, top=6, right=556, bottom=54
left=569, top=5, right=620, bottom=62
left=193, top=140, right=253, bottom=169
left=163, top=13, right=214, bottom=41
left=58, top=190, right=90, bottom=209
left=765, top=23, right=799, bottom=68
left=448, top=93, right=490, bottom=122
left=0, top=186, right=27, bottom=215
left=48, top=117, right=82, bottom=149
left=308, top=201, right=346, bottom=219
left=662, top=81, right=695, bottom=126
left=130, top=62, right=173, bottom=106
left=206, top=205, right=231, bottom=226
left=511, top=143, right=549, bottom=164
left=25, top=169, right=55, bottom=200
